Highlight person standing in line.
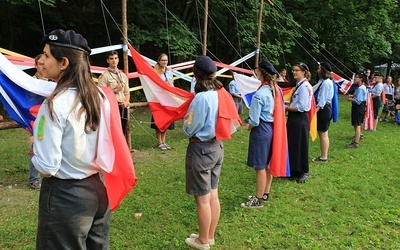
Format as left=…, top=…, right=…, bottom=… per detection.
left=183, top=55, right=225, bottom=250
left=28, top=54, right=48, bottom=189
left=347, top=73, right=367, bottom=148
left=312, top=61, right=334, bottom=163
left=380, top=75, right=394, bottom=122
left=277, top=68, right=289, bottom=82
left=370, top=73, right=383, bottom=131
left=285, top=62, right=313, bottom=183
left=240, top=60, right=279, bottom=209
left=228, top=78, right=243, bottom=114
left=151, top=53, right=174, bottom=150
left=32, top=29, right=111, bottom=249
left=98, top=50, right=130, bottom=136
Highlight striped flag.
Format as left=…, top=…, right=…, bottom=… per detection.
left=128, top=44, right=194, bottom=132
left=129, top=44, right=241, bottom=139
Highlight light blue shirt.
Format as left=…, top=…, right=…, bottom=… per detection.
left=316, top=79, right=334, bottom=108
left=383, top=83, right=394, bottom=95
left=160, top=68, right=174, bottom=86
left=32, top=89, right=100, bottom=179
left=354, top=85, right=367, bottom=105
left=290, top=78, right=312, bottom=112
left=183, top=90, right=218, bottom=141
left=229, top=80, right=240, bottom=95
left=248, top=85, right=274, bottom=127
left=371, top=82, right=383, bottom=95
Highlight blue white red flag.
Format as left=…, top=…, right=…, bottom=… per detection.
left=0, top=53, right=55, bottom=134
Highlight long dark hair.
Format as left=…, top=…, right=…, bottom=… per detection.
left=46, top=45, right=104, bottom=132
left=193, top=67, right=223, bottom=93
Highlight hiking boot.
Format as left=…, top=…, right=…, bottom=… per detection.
left=241, top=196, right=263, bottom=208
left=312, top=157, right=328, bottom=163
left=347, top=141, right=359, bottom=148
left=247, top=194, right=269, bottom=202
left=297, top=172, right=310, bottom=183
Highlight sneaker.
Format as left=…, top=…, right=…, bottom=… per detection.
left=241, top=196, right=263, bottom=208
left=189, top=234, right=215, bottom=246
left=297, top=172, right=310, bottom=183
left=346, top=141, right=359, bottom=148
left=163, top=143, right=172, bottom=150
left=312, top=157, right=328, bottom=163
left=28, top=180, right=41, bottom=190
left=157, top=143, right=167, bottom=151
left=185, top=237, right=210, bottom=250
left=247, top=194, right=269, bottom=202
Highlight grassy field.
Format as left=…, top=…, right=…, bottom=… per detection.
left=1, top=94, right=400, bottom=249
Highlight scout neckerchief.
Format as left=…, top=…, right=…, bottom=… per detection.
left=291, top=78, right=307, bottom=102
left=107, top=67, right=125, bottom=86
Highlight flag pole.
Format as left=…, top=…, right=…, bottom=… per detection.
left=121, top=0, right=132, bottom=150
left=202, top=0, right=208, bottom=55
left=255, top=0, right=264, bottom=67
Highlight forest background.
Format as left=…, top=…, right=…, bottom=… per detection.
left=1, top=0, right=400, bottom=97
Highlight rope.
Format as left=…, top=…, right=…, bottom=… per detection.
left=37, top=0, right=46, bottom=36
left=100, top=0, right=112, bottom=46
left=270, top=1, right=354, bottom=78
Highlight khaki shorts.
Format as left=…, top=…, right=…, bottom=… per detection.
left=185, top=140, right=223, bottom=196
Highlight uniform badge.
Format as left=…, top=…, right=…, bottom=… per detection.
left=37, top=115, right=45, bottom=140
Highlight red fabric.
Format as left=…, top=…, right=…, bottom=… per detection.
left=216, top=88, right=242, bottom=140
left=100, top=86, right=137, bottom=211
left=128, top=44, right=194, bottom=132
left=381, top=88, right=386, bottom=104
left=269, top=85, right=290, bottom=177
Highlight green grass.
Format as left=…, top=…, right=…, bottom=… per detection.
left=1, top=95, right=400, bottom=249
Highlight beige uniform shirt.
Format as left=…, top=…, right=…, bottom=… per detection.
left=98, top=69, right=129, bottom=103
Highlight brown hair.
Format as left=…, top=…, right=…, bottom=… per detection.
left=46, top=45, right=104, bottom=132
left=193, top=67, right=223, bottom=93
left=154, top=53, right=168, bottom=76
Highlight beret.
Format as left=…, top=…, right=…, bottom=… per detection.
left=320, top=61, right=332, bottom=72
left=258, top=59, right=279, bottom=76
left=295, top=62, right=309, bottom=71
left=41, top=29, right=91, bottom=54
left=194, top=55, right=217, bottom=75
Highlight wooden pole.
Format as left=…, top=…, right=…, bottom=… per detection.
left=122, top=0, right=132, bottom=150
left=202, top=0, right=208, bottom=55
left=255, top=0, right=264, bottom=67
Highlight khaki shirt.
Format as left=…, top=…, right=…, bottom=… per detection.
left=98, top=69, right=129, bottom=103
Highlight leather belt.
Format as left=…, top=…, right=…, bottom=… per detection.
left=189, top=137, right=216, bottom=143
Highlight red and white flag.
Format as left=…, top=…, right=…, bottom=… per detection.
left=332, top=72, right=353, bottom=94
left=128, top=44, right=194, bottom=132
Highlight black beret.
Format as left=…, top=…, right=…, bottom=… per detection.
left=295, top=62, right=309, bottom=71
left=258, top=59, right=279, bottom=76
left=41, top=29, right=91, bottom=54
left=320, top=61, right=332, bottom=72
left=194, top=55, right=217, bottom=75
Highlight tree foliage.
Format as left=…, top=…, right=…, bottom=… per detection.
left=1, top=0, right=400, bottom=78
